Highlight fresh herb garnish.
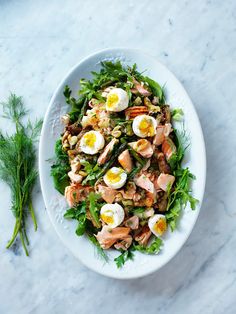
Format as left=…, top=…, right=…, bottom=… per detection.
left=134, top=237, right=163, bottom=254
left=114, top=247, right=135, bottom=268
left=51, top=139, right=70, bottom=194
left=143, top=76, right=165, bottom=104
left=172, top=108, right=184, bottom=121
left=0, top=94, right=42, bottom=255
left=80, top=160, right=101, bottom=186
left=88, top=192, right=102, bottom=228
left=168, top=128, right=189, bottom=170
left=166, top=168, right=198, bottom=231
left=64, top=201, right=87, bottom=236
left=63, top=85, right=87, bottom=123
left=88, top=234, right=109, bottom=262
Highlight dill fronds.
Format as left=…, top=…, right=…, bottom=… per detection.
left=0, top=94, right=42, bottom=255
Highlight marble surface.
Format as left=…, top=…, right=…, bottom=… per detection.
left=0, top=0, right=236, bottom=313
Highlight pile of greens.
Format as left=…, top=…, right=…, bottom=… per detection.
left=51, top=61, right=198, bottom=268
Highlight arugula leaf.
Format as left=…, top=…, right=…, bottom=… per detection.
left=143, top=76, right=165, bottom=104
left=166, top=168, right=198, bottom=231
left=51, top=139, right=70, bottom=194
left=168, top=128, right=189, bottom=170
left=80, top=160, right=101, bottom=186
left=114, top=247, right=134, bottom=268
left=64, top=201, right=87, bottom=236
left=132, top=207, right=146, bottom=215
left=88, top=192, right=101, bottom=228
left=63, top=85, right=87, bottom=122
left=134, top=237, right=163, bottom=254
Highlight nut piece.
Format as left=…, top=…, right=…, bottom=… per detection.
left=125, top=106, right=148, bottom=120
left=111, top=126, right=122, bottom=138
left=61, top=114, right=70, bottom=125
left=69, top=135, right=78, bottom=146
left=78, top=170, right=88, bottom=177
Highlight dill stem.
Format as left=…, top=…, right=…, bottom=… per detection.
left=29, top=199, right=37, bottom=231
left=23, top=222, right=29, bottom=245
left=6, top=194, right=24, bottom=248
left=20, top=230, right=29, bottom=256
left=6, top=217, right=21, bottom=248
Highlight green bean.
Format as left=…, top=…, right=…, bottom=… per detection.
left=128, top=146, right=146, bottom=166
left=96, top=142, right=127, bottom=179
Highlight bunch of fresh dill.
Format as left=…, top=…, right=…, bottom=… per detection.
left=0, top=94, right=42, bottom=255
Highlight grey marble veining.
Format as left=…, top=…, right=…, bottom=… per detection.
left=0, top=0, right=236, bottom=313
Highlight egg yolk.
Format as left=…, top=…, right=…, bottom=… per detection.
left=139, top=118, right=155, bottom=136
left=83, top=132, right=96, bottom=148
left=153, top=218, right=167, bottom=235
left=107, top=93, right=119, bottom=109
left=106, top=169, right=123, bottom=183
left=101, top=211, right=114, bottom=224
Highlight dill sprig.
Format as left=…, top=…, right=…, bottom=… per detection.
left=0, top=94, right=42, bottom=255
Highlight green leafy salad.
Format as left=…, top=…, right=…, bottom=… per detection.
left=51, top=61, right=198, bottom=267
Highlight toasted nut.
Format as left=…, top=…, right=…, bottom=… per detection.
left=69, top=135, right=78, bottom=146
left=71, top=161, right=81, bottom=173
left=125, top=106, right=148, bottom=120
left=62, top=142, right=69, bottom=150
left=115, top=193, right=123, bottom=202
left=78, top=170, right=88, bottom=177
left=112, top=130, right=122, bottom=138
left=67, top=150, right=77, bottom=158
left=134, top=96, right=142, bottom=106
left=152, top=96, right=159, bottom=105
left=122, top=199, right=134, bottom=206
left=62, top=131, right=70, bottom=142
left=144, top=97, right=160, bottom=113
left=61, top=114, right=70, bottom=125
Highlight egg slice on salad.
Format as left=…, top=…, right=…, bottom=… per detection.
left=104, top=167, right=127, bottom=189
left=106, top=88, right=129, bottom=112
left=80, top=130, right=105, bottom=155
left=148, top=214, right=167, bottom=237
left=132, top=114, right=158, bottom=138
left=100, top=203, right=125, bottom=228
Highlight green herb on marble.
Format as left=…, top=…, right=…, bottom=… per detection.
left=0, top=93, right=42, bottom=256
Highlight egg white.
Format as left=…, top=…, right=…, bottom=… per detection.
left=80, top=130, right=105, bottom=155
left=148, top=214, right=167, bottom=237
left=104, top=167, right=127, bottom=189
left=132, top=114, right=158, bottom=138
left=106, top=88, right=129, bottom=112
left=100, top=203, right=125, bottom=228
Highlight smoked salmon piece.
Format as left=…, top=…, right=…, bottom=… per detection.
left=98, top=138, right=118, bottom=165
left=157, top=173, right=175, bottom=192
left=118, top=149, right=133, bottom=173
left=96, top=226, right=131, bottom=249
left=65, top=184, right=93, bottom=207
left=96, top=185, right=118, bottom=203
left=129, top=139, right=154, bottom=158
left=162, top=137, right=176, bottom=160
left=153, top=123, right=172, bottom=146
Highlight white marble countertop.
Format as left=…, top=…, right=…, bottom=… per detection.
left=0, top=0, right=236, bottom=313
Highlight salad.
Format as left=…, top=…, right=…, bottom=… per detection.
left=51, top=61, right=197, bottom=267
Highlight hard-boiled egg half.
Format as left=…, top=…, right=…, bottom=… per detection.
left=106, top=88, right=129, bottom=112
left=148, top=214, right=167, bottom=237
left=80, top=130, right=105, bottom=155
left=132, top=114, right=158, bottom=138
left=100, top=203, right=125, bottom=228
left=104, top=167, right=127, bottom=189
